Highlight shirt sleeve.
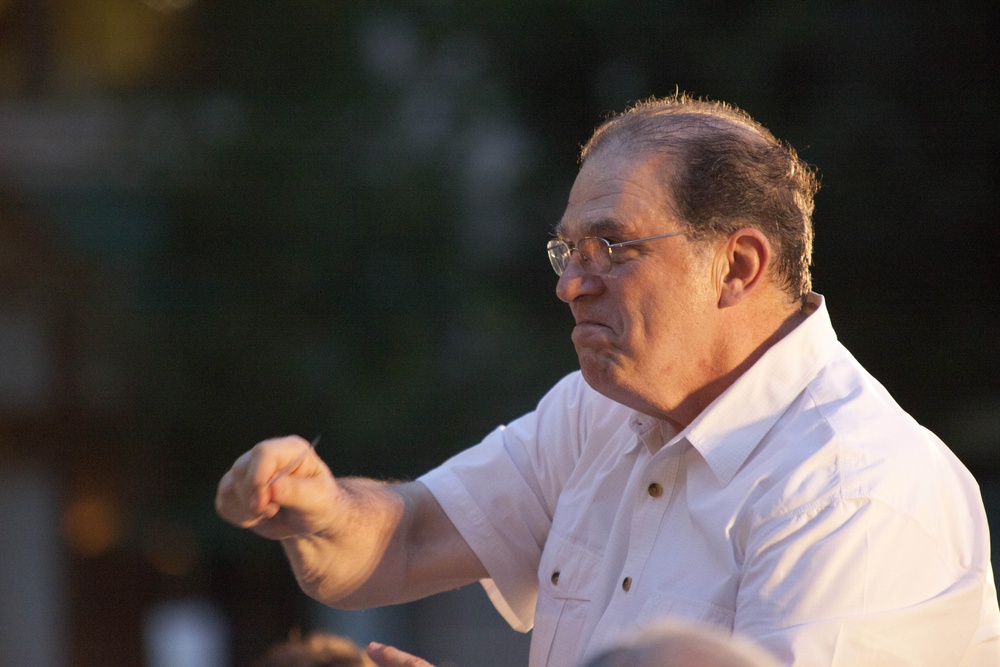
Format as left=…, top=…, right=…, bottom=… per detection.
left=418, top=372, right=591, bottom=632
left=735, top=496, right=1000, bottom=666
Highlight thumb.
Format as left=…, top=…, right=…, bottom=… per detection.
left=265, top=459, right=340, bottom=531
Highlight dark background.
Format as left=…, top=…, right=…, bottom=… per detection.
left=0, top=1, right=997, bottom=665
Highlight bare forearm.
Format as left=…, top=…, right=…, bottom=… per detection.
left=280, top=477, right=408, bottom=607
left=216, top=436, right=485, bottom=609
left=281, top=478, right=487, bottom=608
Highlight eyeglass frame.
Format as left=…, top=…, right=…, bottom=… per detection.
left=546, top=229, right=691, bottom=276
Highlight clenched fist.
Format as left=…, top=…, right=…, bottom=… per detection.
left=215, top=435, right=338, bottom=540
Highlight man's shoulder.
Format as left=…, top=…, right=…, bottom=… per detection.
left=749, top=350, right=979, bottom=525
left=803, top=348, right=944, bottom=460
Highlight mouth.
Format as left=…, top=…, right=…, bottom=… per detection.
left=570, top=306, right=615, bottom=341
left=571, top=320, right=614, bottom=348
left=573, top=311, right=611, bottom=328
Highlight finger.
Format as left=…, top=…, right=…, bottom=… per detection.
left=217, top=461, right=255, bottom=523
left=216, top=440, right=289, bottom=525
left=249, top=435, right=317, bottom=487
left=216, top=436, right=327, bottom=536
left=242, top=448, right=277, bottom=517
left=215, top=465, right=268, bottom=527
left=265, top=459, right=337, bottom=531
left=242, top=436, right=315, bottom=514
left=264, top=447, right=330, bottom=511
left=366, top=642, right=435, bottom=667
left=214, top=469, right=238, bottom=521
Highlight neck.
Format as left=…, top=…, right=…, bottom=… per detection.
left=658, top=299, right=809, bottom=431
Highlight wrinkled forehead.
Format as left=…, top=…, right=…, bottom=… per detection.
left=556, top=148, right=680, bottom=239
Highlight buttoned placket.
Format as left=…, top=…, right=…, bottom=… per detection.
left=611, top=433, right=682, bottom=606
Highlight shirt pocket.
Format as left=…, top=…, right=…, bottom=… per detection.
left=530, top=531, right=602, bottom=667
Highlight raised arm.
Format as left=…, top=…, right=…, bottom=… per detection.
left=215, top=435, right=487, bottom=608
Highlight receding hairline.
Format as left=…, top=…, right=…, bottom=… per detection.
left=574, top=93, right=819, bottom=299
left=581, top=98, right=783, bottom=166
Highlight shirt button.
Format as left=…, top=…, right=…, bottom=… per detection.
left=622, top=576, right=632, bottom=592
left=551, top=571, right=560, bottom=585
left=647, top=482, right=663, bottom=497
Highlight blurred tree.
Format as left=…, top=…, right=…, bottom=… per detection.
left=2, top=1, right=996, bottom=663
left=123, top=2, right=1000, bottom=526
left=134, top=4, right=578, bottom=526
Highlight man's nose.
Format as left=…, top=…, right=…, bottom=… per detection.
left=555, top=258, right=604, bottom=303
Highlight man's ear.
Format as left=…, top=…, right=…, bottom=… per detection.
left=718, top=228, right=771, bottom=308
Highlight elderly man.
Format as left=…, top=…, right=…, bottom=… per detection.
left=217, top=94, right=1000, bottom=666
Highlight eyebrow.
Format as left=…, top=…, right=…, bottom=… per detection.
left=553, top=217, right=632, bottom=239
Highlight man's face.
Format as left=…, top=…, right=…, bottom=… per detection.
left=555, top=148, right=723, bottom=419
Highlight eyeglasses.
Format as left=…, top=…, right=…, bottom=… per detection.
left=546, top=230, right=689, bottom=276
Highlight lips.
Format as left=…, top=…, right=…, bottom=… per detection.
left=570, top=304, right=616, bottom=344
left=572, top=309, right=611, bottom=328
left=571, top=306, right=613, bottom=330
left=571, top=319, right=614, bottom=349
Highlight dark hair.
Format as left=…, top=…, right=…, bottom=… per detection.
left=581, top=93, right=819, bottom=298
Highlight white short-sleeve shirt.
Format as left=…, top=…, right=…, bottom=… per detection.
left=419, top=293, right=1000, bottom=666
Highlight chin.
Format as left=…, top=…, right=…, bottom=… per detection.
left=578, top=354, right=624, bottom=399
left=579, top=348, right=653, bottom=409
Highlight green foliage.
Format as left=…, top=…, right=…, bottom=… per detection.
left=120, top=1, right=998, bottom=521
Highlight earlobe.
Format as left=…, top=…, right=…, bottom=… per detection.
left=718, top=229, right=770, bottom=308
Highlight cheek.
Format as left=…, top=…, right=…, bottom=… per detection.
left=617, top=298, right=670, bottom=356
left=631, top=288, right=703, bottom=350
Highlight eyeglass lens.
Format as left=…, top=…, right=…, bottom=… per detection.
left=546, top=238, right=612, bottom=276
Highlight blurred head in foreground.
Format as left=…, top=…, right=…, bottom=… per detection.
left=252, top=631, right=376, bottom=667
left=582, top=617, right=780, bottom=667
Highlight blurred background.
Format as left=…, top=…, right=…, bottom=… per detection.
left=0, top=1, right=997, bottom=665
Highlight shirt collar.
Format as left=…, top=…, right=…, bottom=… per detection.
left=636, top=292, right=837, bottom=485
left=628, top=411, right=675, bottom=453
